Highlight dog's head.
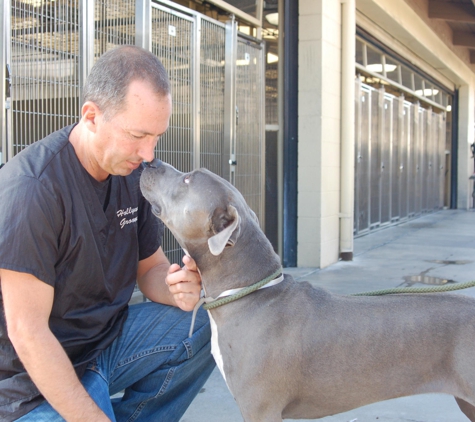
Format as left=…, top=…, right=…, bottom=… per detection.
left=140, top=160, right=259, bottom=258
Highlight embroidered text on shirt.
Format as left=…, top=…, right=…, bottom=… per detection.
left=117, top=207, right=139, bottom=229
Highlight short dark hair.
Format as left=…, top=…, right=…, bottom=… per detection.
left=82, top=45, right=170, bottom=120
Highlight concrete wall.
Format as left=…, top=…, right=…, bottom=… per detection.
left=298, top=0, right=342, bottom=268
left=458, top=85, right=475, bottom=209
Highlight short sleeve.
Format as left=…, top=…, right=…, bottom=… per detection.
left=137, top=194, right=164, bottom=261
left=0, top=176, right=62, bottom=285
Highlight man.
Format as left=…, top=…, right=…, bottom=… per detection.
left=0, top=45, right=215, bottom=421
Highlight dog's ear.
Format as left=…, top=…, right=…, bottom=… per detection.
left=208, top=205, right=240, bottom=256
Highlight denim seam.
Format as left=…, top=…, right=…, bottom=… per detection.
left=125, top=367, right=176, bottom=422
left=109, top=345, right=177, bottom=388
left=116, top=345, right=177, bottom=368
left=183, top=339, right=193, bottom=359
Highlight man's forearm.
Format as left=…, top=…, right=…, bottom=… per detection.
left=12, top=327, right=110, bottom=422
left=138, top=260, right=176, bottom=306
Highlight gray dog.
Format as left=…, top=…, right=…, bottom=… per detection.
left=140, top=160, right=475, bottom=422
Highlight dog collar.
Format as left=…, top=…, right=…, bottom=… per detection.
left=188, top=268, right=284, bottom=338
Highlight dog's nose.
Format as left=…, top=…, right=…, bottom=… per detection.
left=143, top=158, right=162, bottom=169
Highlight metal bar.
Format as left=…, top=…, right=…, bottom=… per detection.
left=408, top=102, right=414, bottom=216
left=192, top=15, right=201, bottom=170
left=370, top=88, right=379, bottom=226
left=79, top=0, right=95, bottom=97
left=403, top=100, right=410, bottom=219
left=255, top=0, right=264, bottom=27
left=388, top=97, right=393, bottom=221
left=0, top=0, right=6, bottom=163
left=450, top=89, right=458, bottom=208
left=439, top=112, right=446, bottom=207
left=136, top=0, right=152, bottom=50
left=1, top=0, right=12, bottom=162
left=354, top=78, right=361, bottom=234
left=414, top=102, right=421, bottom=215
left=259, top=39, right=266, bottom=229
left=223, top=17, right=237, bottom=182
left=379, top=91, right=386, bottom=223
left=398, top=96, right=405, bottom=219
left=367, top=88, right=373, bottom=227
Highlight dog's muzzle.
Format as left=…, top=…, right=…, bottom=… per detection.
left=142, top=158, right=163, bottom=169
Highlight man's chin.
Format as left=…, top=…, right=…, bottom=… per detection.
left=113, top=164, right=139, bottom=176
left=126, top=161, right=142, bottom=172
left=117, top=168, right=134, bottom=176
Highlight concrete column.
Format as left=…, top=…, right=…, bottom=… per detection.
left=339, top=0, right=355, bottom=260
left=298, top=0, right=342, bottom=268
left=457, top=84, right=475, bottom=209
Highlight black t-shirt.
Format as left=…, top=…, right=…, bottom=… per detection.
left=0, top=125, right=163, bottom=420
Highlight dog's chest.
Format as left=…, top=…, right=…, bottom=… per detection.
left=208, top=311, right=233, bottom=391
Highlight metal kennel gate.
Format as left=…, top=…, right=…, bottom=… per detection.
left=354, top=79, right=446, bottom=235
left=147, top=1, right=265, bottom=262
left=1, top=0, right=265, bottom=264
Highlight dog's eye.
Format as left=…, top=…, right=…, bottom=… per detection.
left=184, top=175, right=191, bottom=184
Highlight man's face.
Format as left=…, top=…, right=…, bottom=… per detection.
left=86, top=79, right=172, bottom=181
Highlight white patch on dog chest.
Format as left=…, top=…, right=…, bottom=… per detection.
left=208, top=311, right=231, bottom=389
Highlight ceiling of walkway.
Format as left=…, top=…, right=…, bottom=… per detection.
left=428, top=0, right=475, bottom=64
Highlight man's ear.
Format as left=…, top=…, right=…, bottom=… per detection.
left=82, top=101, right=99, bottom=133
left=208, top=205, right=240, bottom=256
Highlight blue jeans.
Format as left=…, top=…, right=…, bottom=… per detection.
left=16, top=302, right=215, bottom=422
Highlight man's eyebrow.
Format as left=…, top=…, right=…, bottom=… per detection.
left=129, top=129, right=168, bottom=137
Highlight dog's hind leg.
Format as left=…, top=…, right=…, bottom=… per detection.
left=455, top=397, right=475, bottom=422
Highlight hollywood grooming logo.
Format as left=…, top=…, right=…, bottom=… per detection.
left=117, top=207, right=138, bottom=229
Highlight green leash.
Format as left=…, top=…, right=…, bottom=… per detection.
left=351, top=280, right=475, bottom=296
left=189, top=273, right=475, bottom=337
left=203, top=268, right=284, bottom=310
left=188, top=268, right=284, bottom=337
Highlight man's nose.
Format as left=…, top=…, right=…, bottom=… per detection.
left=137, top=137, right=160, bottom=163
left=138, top=150, right=156, bottom=164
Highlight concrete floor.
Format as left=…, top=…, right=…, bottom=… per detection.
left=181, top=209, right=475, bottom=422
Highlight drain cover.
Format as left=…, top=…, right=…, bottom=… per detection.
left=403, top=275, right=456, bottom=285
left=427, top=260, right=472, bottom=265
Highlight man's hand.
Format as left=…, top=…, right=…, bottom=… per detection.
left=137, top=248, right=202, bottom=311
left=165, top=255, right=202, bottom=311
